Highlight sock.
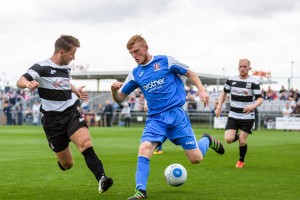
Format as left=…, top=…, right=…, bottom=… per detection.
left=82, top=147, right=105, bottom=182
left=136, top=156, right=150, bottom=191
left=157, top=144, right=162, bottom=151
left=239, top=144, right=248, bottom=162
left=233, top=133, right=240, bottom=143
left=58, top=161, right=66, bottom=171
left=197, top=137, right=210, bottom=157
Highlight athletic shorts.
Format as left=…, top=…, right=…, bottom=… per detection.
left=41, top=108, right=87, bottom=152
left=225, top=117, right=255, bottom=134
left=142, top=107, right=198, bottom=150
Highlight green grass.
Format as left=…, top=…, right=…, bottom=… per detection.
left=0, top=126, right=299, bottom=200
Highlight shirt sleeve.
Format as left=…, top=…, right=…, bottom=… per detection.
left=121, top=70, right=139, bottom=95
left=167, top=56, right=189, bottom=75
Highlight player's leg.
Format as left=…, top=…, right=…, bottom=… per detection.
left=236, top=119, right=254, bottom=168
left=128, top=115, right=167, bottom=200
left=183, top=133, right=224, bottom=164
left=70, top=126, right=113, bottom=193
left=55, top=147, right=73, bottom=170
left=128, top=141, right=158, bottom=200
left=225, top=129, right=239, bottom=144
left=153, top=143, right=163, bottom=154
left=238, top=131, right=249, bottom=161
left=224, top=118, right=240, bottom=144
left=42, top=116, right=73, bottom=171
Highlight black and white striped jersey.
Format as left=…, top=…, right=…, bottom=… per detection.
left=23, top=59, right=79, bottom=113
left=224, top=75, right=262, bottom=120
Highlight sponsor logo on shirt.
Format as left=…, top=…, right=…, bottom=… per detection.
left=53, top=78, right=70, bottom=88
left=142, top=78, right=165, bottom=92
left=51, top=69, right=56, bottom=74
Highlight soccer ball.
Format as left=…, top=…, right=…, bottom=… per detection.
left=164, top=163, right=187, bottom=187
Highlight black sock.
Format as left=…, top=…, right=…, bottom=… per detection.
left=239, top=144, right=247, bottom=162
left=58, top=161, right=66, bottom=171
left=233, top=133, right=239, bottom=143
left=82, top=147, right=105, bottom=182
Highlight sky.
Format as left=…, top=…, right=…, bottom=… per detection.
left=1, top=0, right=300, bottom=91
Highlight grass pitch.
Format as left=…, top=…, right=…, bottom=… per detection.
left=0, top=125, right=299, bottom=200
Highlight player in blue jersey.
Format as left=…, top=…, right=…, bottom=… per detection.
left=111, top=35, right=225, bottom=200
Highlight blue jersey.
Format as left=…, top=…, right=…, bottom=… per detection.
left=121, top=55, right=189, bottom=116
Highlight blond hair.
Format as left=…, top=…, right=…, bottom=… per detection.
left=239, top=58, right=251, bottom=66
left=127, top=34, right=147, bottom=50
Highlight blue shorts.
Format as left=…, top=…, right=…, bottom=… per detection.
left=141, top=107, right=198, bottom=150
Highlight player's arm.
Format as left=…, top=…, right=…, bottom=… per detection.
left=70, top=83, right=88, bottom=100
left=16, top=76, right=39, bottom=92
left=185, top=69, right=209, bottom=107
left=243, top=97, right=263, bottom=114
left=215, top=91, right=227, bottom=117
left=111, top=82, right=128, bottom=104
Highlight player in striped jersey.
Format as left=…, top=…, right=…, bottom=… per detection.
left=16, top=35, right=113, bottom=193
left=215, top=59, right=263, bottom=168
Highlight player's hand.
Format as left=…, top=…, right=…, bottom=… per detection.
left=199, top=91, right=209, bottom=107
left=111, top=82, right=123, bottom=92
left=243, top=104, right=255, bottom=113
left=215, top=107, right=221, bottom=117
left=27, top=80, right=39, bottom=92
left=76, top=86, right=88, bottom=100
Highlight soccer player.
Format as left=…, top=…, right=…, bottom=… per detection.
left=16, top=35, right=113, bottom=193
left=111, top=34, right=225, bottom=200
left=215, top=59, right=263, bottom=168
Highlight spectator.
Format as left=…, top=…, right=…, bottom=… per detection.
left=127, top=95, right=136, bottom=109
left=16, top=103, right=23, bottom=125
left=261, top=88, right=267, bottom=100
left=96, top=103, right=105, bottom=126
left=137, top=94, right=145, bottom=112
left=266, top=86, right=273, bottom=100
left=279, top=91, right=287, bottom=101
left=282, top=102, right=292, bottom=117
left=121, top=102, right=131, bottom=127
left=80, top=98, right=90, bottom=113
left=288, top=96, right=296, bottom=110
left=25, top=107, right=33, bottom=125
left=104, top=100, right=114, bottom=127
left=32, top=101, right=41, bottom=125
left=3, top=102, right=12, bottom=125
left=279, top=85, right=286, bottom=93
left=293, top=101, right=300, bottom=117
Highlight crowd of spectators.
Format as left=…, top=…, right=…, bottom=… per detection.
left=2, top=84, right=300, bottom=126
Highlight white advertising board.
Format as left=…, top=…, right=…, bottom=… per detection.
left=275, top=117, right=300, bottom=130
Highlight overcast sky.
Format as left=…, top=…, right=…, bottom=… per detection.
left=1, top=0, right=300, bottom=90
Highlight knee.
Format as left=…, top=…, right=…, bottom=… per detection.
left=60, top=160, right=73, bottom=170
left=138, top=142, right=153, bottom=157
left=225, top=138, right=233, bottom=144
left=189, top=155, right=203, bottom=164
left=79, top=139, right=93, bottom=152
left=239, top=141, right=247, bottom=146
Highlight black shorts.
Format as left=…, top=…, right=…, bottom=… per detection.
left=41, top=109, right=87, bottom=152
left=225, top=117, right=255, bottom=134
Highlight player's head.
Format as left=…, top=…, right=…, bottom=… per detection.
left=238, top=58, right=251, bottom=78
left=54, top=35, right=80, bottom=65
left=127, top=34, right=151, bottom=65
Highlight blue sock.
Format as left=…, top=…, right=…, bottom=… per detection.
left=136, top=156, right=150, bottom=191
left=198, top=137, right=210, bottom=157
